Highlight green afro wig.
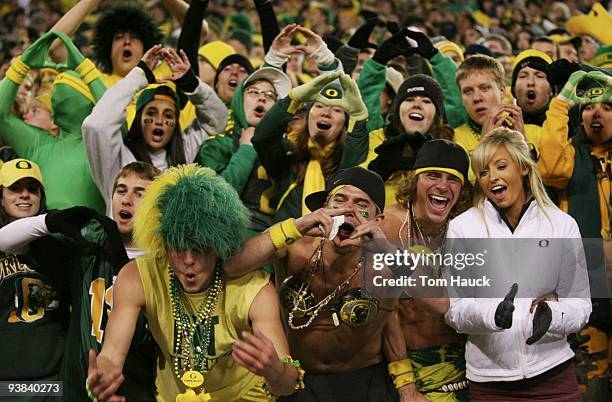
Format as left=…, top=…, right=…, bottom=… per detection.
left=93, top=3, right=163, bottom=74
left=134, top=165, right=250, bottom=263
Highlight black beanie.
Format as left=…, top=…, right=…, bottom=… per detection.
left=213, top=54, right=254, bottom=88
left=391, top=74, right=445, bottom=120
left=510, top=49, right=552, bottom=97
left=413, top=139, right=469, bottom=184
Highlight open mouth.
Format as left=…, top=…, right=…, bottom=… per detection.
left=185, top=272, right=197, bottom=284
left=316, top=121, right=332, bottom=130
left=118, top=210, right=133, bottom=220
left=122, top=49, right=132, bottom=60
left=152, top=128, right=165, bottom=141
left=475, top=107, right=487, bottom=115
left=591, top=122, right=603, bottom=130
left=228, top=79, right=238, bottom=89
left=408, top=113, right=424, bottom=121
left=254, top=105, right=266, bottom=117
left=490, top=184, right=507, bottom=200
left=526, top=90, right=536, bottom=101
left=337, top=223, right=355, bottom=241
left=429, top=194, right=449, bottom=210
left=15, top=203, right=32, bottom=209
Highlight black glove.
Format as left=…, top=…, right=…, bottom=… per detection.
left=495, top=283, right=518, bottom=329
left=372, top=27, right=415, bottom=65
left=347, top=18, right=379, bottom=50
left=386, top=21, right=401, bottom=35
left=404, top=29, right=438, bottom=60
left=96, top=215, right=130, bottom=271
left=369, top=133, right=427, bottom=181
left=547, top=59, right=580, bottom=90
left=45, top=206, right=102, bottom=251
left=404, top=131, right=432, bottom=154
left=526, top=300, right=553, bottom=345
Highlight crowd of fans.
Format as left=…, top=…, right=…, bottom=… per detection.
left=0, top=0, right=610, bottom=401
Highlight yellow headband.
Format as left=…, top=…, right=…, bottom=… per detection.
left=414, top=167, right=465, bottom=185
left=327, top=185, right=346, bottom=201
left=154, top=94, right=176, bottom=107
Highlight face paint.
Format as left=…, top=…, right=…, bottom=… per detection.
left=143, top=118, right=154, bottom=124
left=165, top=121, right=175, bottom=127
left=358, top=211, right=369, bottom=219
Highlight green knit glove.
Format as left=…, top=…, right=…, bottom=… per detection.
left=557, top=70, right=586, bottom=107
left=20, top=31, right=61, bottom=70
left=289, top=70, right=342, bottom=104
left=54, top=32, right=85, bottom=70
left=339, top=73, right=368, bottom=122
left=583, top=70, right=612, bottom=104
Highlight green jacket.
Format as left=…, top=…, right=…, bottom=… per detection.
left=0, top=68, right=106, bottom=213
left=252, top=97, right=370, bottom=222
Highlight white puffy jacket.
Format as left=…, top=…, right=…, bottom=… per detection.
left=444, top=200, right=591, bottom=382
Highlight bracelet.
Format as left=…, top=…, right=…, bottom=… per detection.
left=388, top=358, right=416, bottom=389
left=75, top=58, right=102, bottom=84
left=6, top=56, right=31, bottom=85
left=268, top=218, right=302, bottom=249
left=85, top=380, right=99, bottom=402
left=263, top=355, right=306, bottom=396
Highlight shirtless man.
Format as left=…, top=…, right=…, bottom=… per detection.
left=226, top=166, right=398, bottom=402
left=381, top=139, right=471, bottom=402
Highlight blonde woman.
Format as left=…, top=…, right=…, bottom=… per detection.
left=444, top=128, right=591, bottom=401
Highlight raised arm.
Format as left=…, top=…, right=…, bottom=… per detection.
left=254, top=0, right=280, bottom=53
left=536, top=71, right=584, bottom=189
left=161, top=47, right=227, bottom=162
left=176, top=0, right=209, bottom=76
left=49, top=0, right=102, bottom=63
left=83, top=47, right=162, bottom=206
left=87, top=260, right=145, bottom=401
left=0, top=33, right=61, bottom=155
left=224, top=207, right=349, bottom=277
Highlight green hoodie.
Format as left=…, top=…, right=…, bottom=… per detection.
left=195, top=79, right=274, bottom=231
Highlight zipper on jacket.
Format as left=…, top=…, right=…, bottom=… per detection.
left=517, top=303, right=528, bottom=379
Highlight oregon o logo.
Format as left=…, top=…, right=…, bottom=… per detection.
left=586, top=88, right=604, bottom=97
left=15, top=160, right=32, bottom=170
left=324, top=88, right=340, bottom=98
left=538, top=239, right=549, bottom=247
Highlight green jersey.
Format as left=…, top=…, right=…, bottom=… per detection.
left=0, top=250, right=68, bottom=381
left=29, top=217, right=156, bottom=402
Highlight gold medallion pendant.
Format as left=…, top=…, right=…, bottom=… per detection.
left=181, top=370, right=204, bottom=388
left=177, top=371, right=211, bottom=401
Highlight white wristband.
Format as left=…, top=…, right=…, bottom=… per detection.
left=311, top=41, right=335, bottom=67
left=264, top=47, right=290, bottom=68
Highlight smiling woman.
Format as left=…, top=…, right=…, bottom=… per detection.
left=445, top=128, right=591, bottom=401
left=368, top=74, right=455, bottom=206
left=0, top=159, right=68, bottom=402
left=252, top=70, right=371, bottom=222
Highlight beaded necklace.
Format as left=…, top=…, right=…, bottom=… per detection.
left=169, top=263, right=223, bottom=387
left=399, top=202, right=447, bottom=247
left=288, top=239, right=365, bottom=330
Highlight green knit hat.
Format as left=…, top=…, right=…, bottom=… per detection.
left=592, top=45, right=612, bottom=68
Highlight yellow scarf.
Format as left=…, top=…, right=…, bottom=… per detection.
left=302, top=138, right=337, bottom=215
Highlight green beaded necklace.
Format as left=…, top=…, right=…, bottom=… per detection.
left=169, top=262, right=224, bottom=382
